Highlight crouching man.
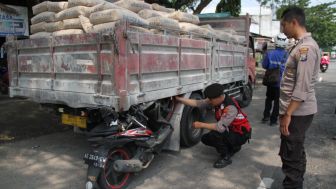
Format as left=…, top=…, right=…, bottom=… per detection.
left=175, top=83, right=252, bottom=168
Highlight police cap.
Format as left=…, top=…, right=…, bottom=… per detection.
left=204, top=83, right=224, bottom=99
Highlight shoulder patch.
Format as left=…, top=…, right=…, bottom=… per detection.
left=299, top=47, right=308, bottom=62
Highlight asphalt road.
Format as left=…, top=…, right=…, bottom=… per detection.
left=0, top=65, right=335, bottom=189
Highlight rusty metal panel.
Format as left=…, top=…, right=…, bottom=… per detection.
left=8, top=22, right=249, bottom=111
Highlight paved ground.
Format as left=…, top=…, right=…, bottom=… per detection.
left=0, top=66, right=335, bottom=189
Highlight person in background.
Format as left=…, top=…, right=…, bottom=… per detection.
left=279, top=7, right=320, bottom=189
left=175, top=83, right=251, bottom=169
left=261, top=33, right=289, bottom=126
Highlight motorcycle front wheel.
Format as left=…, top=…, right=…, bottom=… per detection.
left=99, top=148, right=132, bottom=189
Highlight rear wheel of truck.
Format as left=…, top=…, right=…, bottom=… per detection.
left=238, top=81, right=253, bottom=108
left=180, top=93, right=205, bottom=147
left=98, top=148, right=132, bottom=189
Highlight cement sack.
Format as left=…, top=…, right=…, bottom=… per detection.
left=93, top=22, right=118, bottom=34
left=169, top=11, right=199, bottom=24
left=90, top=9, right=149, bottom=26
left=114, top=0, right=152, bottom=13
left=179, top=22, right=211, bottom=36
left=63, top=18, right=82, bottom=29
left=31, top=12, right=56, bottom=24
left=232, top=35, right=245, bottom=43
left=200, top=24, right=214, bottom=31
left=30, top=32, right=52, bottom=39
left=45, top=21, right=64, bottom=32
left=55, top=6, right=92, bottom=21
left=138, top=9, right=167, bottom=19
left=32, top=1, right=49, bottom=15
left=53, top=29, right=84, bottom=36
left=129, top=26, right=151, bottom=33
left=150, top=29, right=179, bottom=36
left=30, top=22, right=46, bottom=34
left=48, top=2, right=68, bottom=12
left=152, top=3, right=174, bottom=13
left=79, top=16, right=94, bottom=33
left=68, top=0, right=105, bottom=8
left=147, top=17, right=180, bottom=30
left=90, top=2, right=121, bottom=12
left=220, top=28, right=237, bottom=35
left=216, top=31, right=231, bottom=41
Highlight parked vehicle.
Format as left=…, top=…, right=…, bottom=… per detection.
left=320, top=52, right=330, bottom=73
left=84, top=103, right=174, bottom=189
left=5, top=14, right=255, bottom=189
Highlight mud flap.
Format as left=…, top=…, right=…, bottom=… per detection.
left=163, top=93, right=191, bottom=151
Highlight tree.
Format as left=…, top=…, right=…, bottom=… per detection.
left=216, top=0, right=241, bottom=16
left=144, top=0, right=241, bottom=15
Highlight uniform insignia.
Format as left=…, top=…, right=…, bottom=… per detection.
left=299, top=47, right=308, bottom=62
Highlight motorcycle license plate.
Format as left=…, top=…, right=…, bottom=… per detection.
left=61, top=114, right=87, bottom=128
left=84, top=153, right=107, bottom=168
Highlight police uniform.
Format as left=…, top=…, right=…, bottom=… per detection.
left=279, top=33, right=320, bottom=189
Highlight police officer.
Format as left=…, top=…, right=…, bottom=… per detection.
left=262, top=33, right=288, bottom=126
left=279, top=7, right=320, bottom=189
left=175, top=83, right=251, bottom=168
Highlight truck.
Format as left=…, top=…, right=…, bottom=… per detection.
left=5, top=13, right=255, bottom=188
left=5, top=14, right=254, bottom=150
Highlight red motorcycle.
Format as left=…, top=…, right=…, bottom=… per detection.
left=320, top=52, right=330, bottom=73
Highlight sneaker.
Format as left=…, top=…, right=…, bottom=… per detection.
left=213, top=155, right=232, bottom=168
left=269, top=122, right=278, bottom=126
left=262, top=117, right=270, bottom=123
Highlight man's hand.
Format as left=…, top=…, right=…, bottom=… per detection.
left=193, top=121, right=203, bottom=129
left=280, top=114, right=291, bottom=136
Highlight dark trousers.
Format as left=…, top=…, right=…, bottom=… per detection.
left=201, top=130, right=248, bottom=156
left=263, top=86, right=280, bottom=123
left=279, top=115, right=314, bottom=189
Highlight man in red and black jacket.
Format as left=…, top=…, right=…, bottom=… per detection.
left=175, top=83, right=252, bottom=168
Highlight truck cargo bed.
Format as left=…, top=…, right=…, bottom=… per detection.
left=6, top=23, right=247, bottom=111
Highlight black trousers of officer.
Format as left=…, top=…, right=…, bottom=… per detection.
left=201, top=130, right=247, bottom=157
left=279, top=115, right=314, bottom=189
left=263, top=86, right=280, bottom=123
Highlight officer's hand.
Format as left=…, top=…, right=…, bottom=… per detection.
left=280, top=114, right=291, bottom=136
left=192, top=121, right=203, bottom=129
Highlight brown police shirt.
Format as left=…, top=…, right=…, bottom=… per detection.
left=279, top=33, right=320, bottom=116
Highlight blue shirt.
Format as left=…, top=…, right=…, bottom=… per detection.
left=262, top=48, right=288, bottom=87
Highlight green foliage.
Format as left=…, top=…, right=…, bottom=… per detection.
left=216, top=0, right=241, bottom=16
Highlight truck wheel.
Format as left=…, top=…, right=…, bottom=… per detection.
left=238, top=81, right=253, bottom=108
left=98, top=148, right=132, bottom=189
left=180, top=93, right=204, bottom=147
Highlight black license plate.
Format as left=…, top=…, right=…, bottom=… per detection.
left=84, top=153, right=107, bottom=168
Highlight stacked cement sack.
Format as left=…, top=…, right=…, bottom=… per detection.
left=29, top=0, right=241, bottom=43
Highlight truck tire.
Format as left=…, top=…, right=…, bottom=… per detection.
left=238, top=81, right=253, bottom=108
left=180, top=93, right=204, bottom=147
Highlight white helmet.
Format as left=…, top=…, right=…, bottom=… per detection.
left=275, top=33, right=288, bottom=48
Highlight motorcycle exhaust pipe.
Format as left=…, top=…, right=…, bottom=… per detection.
left=113, top=159, right=144, bottom=173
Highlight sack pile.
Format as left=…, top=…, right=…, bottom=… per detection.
left=29, top=0, right=241, bottom=43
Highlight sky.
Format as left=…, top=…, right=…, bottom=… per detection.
left=201, top=0, right=335, bottom=13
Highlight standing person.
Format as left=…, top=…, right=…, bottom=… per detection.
left=175, top=83, right=251, bottom=168
left=279, top=7, right=320, bottom=189
left=261, top=33, right=288, bottom=126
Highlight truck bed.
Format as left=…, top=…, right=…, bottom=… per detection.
left=6, top=23, right=247, bottom=111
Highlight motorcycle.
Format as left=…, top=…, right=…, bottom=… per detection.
left=84, top=102, right=174, bottom=189
left=320, top=55, right=330, bottom=73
